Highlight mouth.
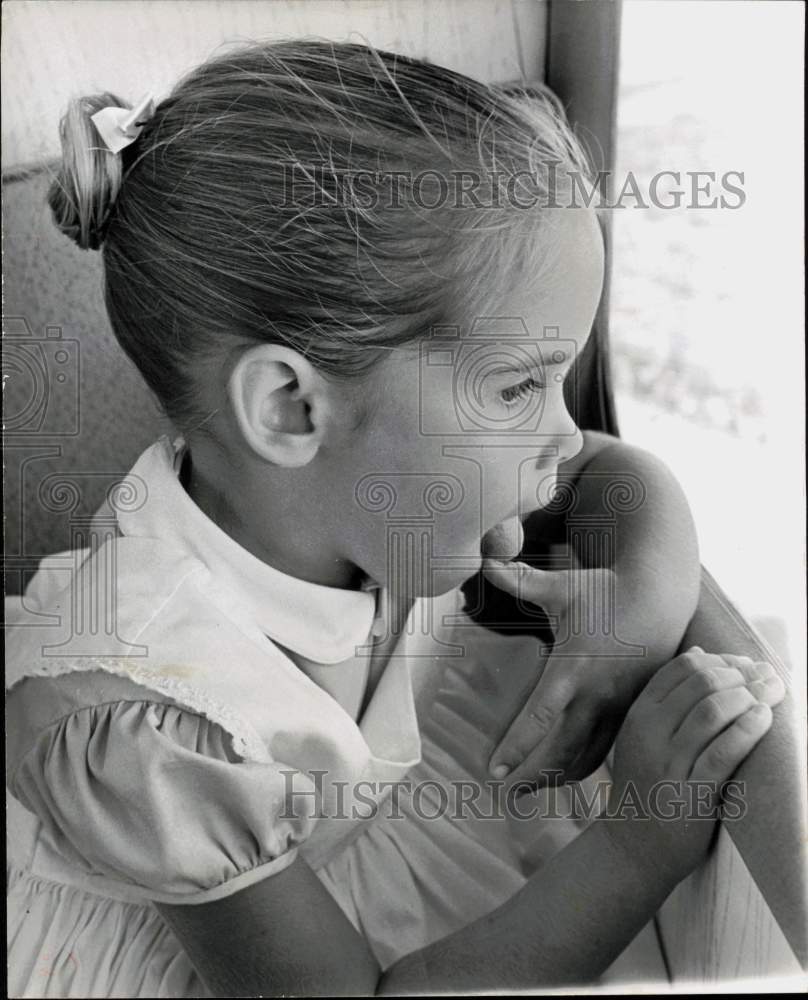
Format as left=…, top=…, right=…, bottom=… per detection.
left=480, top=515, right=525, bottom=561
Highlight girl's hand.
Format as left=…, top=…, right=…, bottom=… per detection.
left=601, top=646, right=786, bottom=884
left=481, top=433, right=705, bottom=790
left=481, top=561, right=674, bottom=785
left=479, top=559, right=785, bottom=790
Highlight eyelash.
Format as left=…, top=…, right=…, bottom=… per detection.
left=500, top=376, right=546, bottom=405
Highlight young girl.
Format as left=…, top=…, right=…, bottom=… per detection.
left=6, top=40, right=784, bottom=997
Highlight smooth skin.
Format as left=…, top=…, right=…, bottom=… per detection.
left=186, top=207, right=701, bottom=783
left=156, top=206, right=782, bottom=991
left=182, top=207, right=604, bottom=597
left=157, top=648, right=784, bottom=994
left=482, top=431, right=703, bottom=788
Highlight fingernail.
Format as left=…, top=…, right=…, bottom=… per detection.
left=751, top=661, right=775, bottom=678
left=490, top=763, right=511, bottom=779
left=483, top=558, right=507, bottom=571
left=748, top=679, right=768, bottom=698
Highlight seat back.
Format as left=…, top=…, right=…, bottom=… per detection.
left=3, top=172, right=168, bottom=595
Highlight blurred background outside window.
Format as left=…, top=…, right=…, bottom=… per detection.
left=610, top=0, right=805, bottom=671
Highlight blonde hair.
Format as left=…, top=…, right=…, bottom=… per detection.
left=48, top=39, right=592, bottom=434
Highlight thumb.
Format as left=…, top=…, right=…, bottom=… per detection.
left=482, top=559, right=568, bottom=613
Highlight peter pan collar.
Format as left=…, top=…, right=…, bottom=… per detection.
left=115, top=435, right=379, bottom=664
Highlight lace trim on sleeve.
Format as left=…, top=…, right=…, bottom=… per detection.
left=5, top=656, right=270, bottom=763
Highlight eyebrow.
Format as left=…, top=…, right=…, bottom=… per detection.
left=490, top=349, right=571, bottom=374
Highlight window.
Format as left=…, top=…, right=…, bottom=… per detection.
left=610, top=0, right=804, bottom=669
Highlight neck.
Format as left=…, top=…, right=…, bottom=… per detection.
left=183, top=446, right=362, bottom=590
left=182, top=442, right=423, bottom=625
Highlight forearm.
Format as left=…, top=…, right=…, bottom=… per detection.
left=161, top=820, right=679, bottom=997
left=156, top=860, right=383, bottom=998
left=678, top=572, right=808, bottom=966
left=379, top=818, right=677, bottom=993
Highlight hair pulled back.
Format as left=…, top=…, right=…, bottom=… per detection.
left=48, top=40, right=592, bottom=434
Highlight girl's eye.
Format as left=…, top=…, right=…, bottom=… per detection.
left=500, top=376, right=546, bottom=405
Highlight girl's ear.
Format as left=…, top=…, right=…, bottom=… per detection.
left=227, top=344, right=331, bottom=467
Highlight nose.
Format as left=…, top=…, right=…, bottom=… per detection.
left=534, top=423, right=583, bottom=468
left=556, top=427, right=584, bottom=466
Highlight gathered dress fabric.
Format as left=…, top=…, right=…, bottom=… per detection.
left=6, top=435, right=668, bottom=997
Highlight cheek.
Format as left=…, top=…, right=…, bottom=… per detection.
left=533, top=467, right=560, bottom=508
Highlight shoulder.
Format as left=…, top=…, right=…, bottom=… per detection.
left=5, top=537, right=284, bottom=762
left=6, top=670, right=317, bottom=903
left=5, top=537, right=209, bottom=665
left=6, top=534, right=250, bottom=685
left=6, top=669, right=203, bottom=779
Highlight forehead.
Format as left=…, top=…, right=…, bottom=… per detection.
left=504, top=207, right=605, bottom=344
left=390, top=207, right=605, bottom=380
left=431, top=208, right=604, bottom=368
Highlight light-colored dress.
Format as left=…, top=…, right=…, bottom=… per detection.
left=6, top=435, right=668, bottom=997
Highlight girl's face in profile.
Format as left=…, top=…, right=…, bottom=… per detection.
left=341, top=207, right=605, bottom=595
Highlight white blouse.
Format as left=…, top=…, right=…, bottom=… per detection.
left=6, top=434, right=668, bottom=996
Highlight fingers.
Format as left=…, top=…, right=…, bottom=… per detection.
left=489, top=695, right=565, bottom=779
left=662, top=661, right=785, bottom=734
left=670, top=684, right=761, bottom=765
left=500, top=703, right=604, bottom=788
left=641, top=647, right=727, bottom=702
left=665, top=651, right=785, bottom=777
left=481, top=560, right=569, bottom=613
left=488, top=667, right=575, bottom=778
left=642, top=646, right=784, bottom=706
left=689, top=702, right=773, bottom=783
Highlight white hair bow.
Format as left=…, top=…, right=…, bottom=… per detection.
left=91, top=92, right=155, bottom=154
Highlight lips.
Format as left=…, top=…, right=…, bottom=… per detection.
left=480, top=515, right=525, bottom=561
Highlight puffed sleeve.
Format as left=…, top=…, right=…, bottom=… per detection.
left=8, top=697, right=321, bottom=904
